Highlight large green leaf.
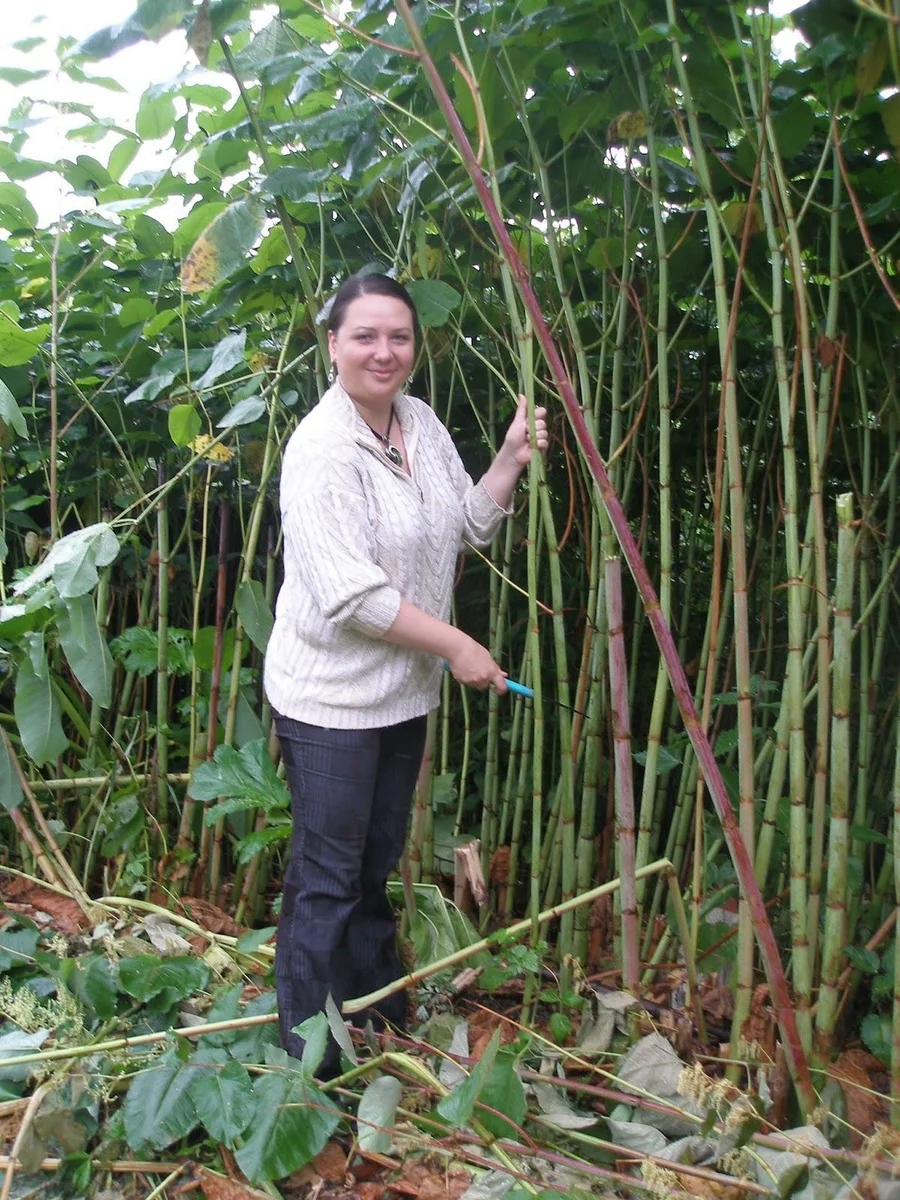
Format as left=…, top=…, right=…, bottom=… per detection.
left=0, top=734, right=23, bottom=812
left=123, top=1044, right=202, bottom=1152
left=136, top=92, right=176, bottom=141
left=217, top=395, right=265, bottom=429
left=235, top=579, right=273, bottom=653
left=13, top=524, right=119, bottom=600
left=181, top=199, right=265, bottom=292
left=168, top=403, right=202, bottom=447
left=190, top=1058, right=256, bottom=1148
left=0, top=309, right=48, bottom=366
left=405, top=279, right=461, bottom=329
left=0, top=184, right=38, bottom=230
left=188, top=739, right=290, bottom=814
left=436, top=1027, right=501, bottom=1127
left=0, top=377, right=27, bottom=437
left=57, top=594, right=113, bottom=707
left=475, top=1048, right=527, bottom=1140
left=14, top=635, right=68, bottom=767
left=79, top=0, right=194, bottom=58
left=357, top=1076, right=401, bottom=1153
left=117, top=955, right=211, bottom=1009
left=195, top=329, right=247, bottom=391
left=234, top=1047, right=340, bottom=1183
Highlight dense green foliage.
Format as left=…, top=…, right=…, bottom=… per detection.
left=1, top=0, right=900, bottom=1107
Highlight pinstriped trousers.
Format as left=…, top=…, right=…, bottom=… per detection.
left=273, top=714, right=427, bottom=1074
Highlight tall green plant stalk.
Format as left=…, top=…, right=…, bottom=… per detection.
left=634, top=65, right=673, bottom=912
left=892, top=698, right=900, bottom=1121
left=86, top=566, right=111, bottom=762
left=666, top=9, right=759, bottom=1065
left=154, top=464, right=170, bottom=842
left=606, top=556, right=639, bottom=994
left=813, top=493, right=854, bottom=1064
left=394, top=0, right=815, bottom=1109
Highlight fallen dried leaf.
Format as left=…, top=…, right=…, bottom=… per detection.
left=1, top=879, right=89, bottom=933
left=700, top=981, right=735, bottom=1023
left=197, top=1166, right=273, bottom=1200
left=313, top=1141, right=348, bottom=1183
left=179, top=896, right=244, bottom=936
left=401, top=1160, right=471, bottom=1199
left=831, top=1049, right=889, bottom=1147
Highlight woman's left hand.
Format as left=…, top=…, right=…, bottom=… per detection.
left=502, top=394, right=549, bottom=467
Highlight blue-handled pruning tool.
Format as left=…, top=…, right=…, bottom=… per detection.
left=442, top=660, right=586, bottom=716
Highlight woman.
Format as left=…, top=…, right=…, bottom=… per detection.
left=264, top=272, right=548, bottom=1074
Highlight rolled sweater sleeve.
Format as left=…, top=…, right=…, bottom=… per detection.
left=281, top=439, right=402, bottom=638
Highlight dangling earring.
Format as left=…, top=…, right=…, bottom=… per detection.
left=407, top=373, right=414, bottom=386
left=328, top=365, right=335, bottom=383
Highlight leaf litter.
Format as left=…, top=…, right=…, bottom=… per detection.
left=0, top=883, right=896, bottom=1200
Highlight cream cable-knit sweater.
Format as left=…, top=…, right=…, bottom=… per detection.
left=263, top=381, right=510, bottom=729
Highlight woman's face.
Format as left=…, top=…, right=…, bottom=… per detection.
left=328, top=293, right=415, bottom=410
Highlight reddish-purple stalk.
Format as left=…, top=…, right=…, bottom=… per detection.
left=605, top=556, right=640, bottom=994
left=391, top=0, right=814, bottom=1112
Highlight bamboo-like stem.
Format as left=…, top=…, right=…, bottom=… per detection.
left=892, top=697, right=900, bottom=1120
left=0, top=1083, right=50, bottom=1200
left=0, top=1013, right=279, bottom=1073
left=2, top=728, right=94, bottom=914
left=86, top=566, right=111, bottom=761
left=154, top=462, right=170, bottom=840
left=605, top=556, right=639, bottom=995
left=669, top=12, right=758, bottom=1069
left=392, top=0, right=814, bottom=1112
left=813, top=493, right=855, bottom=1064
left=345, top=857, right=679, bottom=1015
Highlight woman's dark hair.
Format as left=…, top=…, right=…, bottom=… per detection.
left=326, top=273, right=419, bottom=337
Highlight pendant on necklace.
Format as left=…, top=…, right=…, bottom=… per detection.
left=385, top=444, right=403, bottom=468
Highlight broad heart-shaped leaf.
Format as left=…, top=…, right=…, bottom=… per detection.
left=69, top=954, right=117, bottom=1022
left=0, top=377, right=27, bottom=437
left=78, top=0, right=193, bottom=59
left=190, top=1058, right=256, bottom=1149
left=14, top=637, right=67, bottom=767
left=181, top=199, right=265, bottom=293
left=12, top=524, right=119, bottom=600
left=235, top=579, right=273, bottom=653
left=234, top=1046, right=340, bottom=1183
left=189, top=739, right=290, bottom=814
left=437, top=1027, right=501, bottom=1127
left=0, top=734, right=22, bottom=811
left=57, top=594, right=113, bottom=707
left=0, top=314, right=49, bottom=366
left=474, top=1048, right=527, bottom=1140
left=123, top=1044, right=202, bottom=1152
left=295, top=1011, right=328, bottom=1078
left=117, top=955, right=210, bottom=1010
left=195, top=329, right=247, bottom=391
left=357, top=1076, right=401, bottom=1153
left=168, top=403, right=202, bottom=447
left=406, top=279, right=461, bottom=329
left=217, top=395, right=266, bottom=430
left=136, top=92, right=176, bottom=141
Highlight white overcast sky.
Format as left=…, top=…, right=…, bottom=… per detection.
left=1, top=0, right=807, bottom=227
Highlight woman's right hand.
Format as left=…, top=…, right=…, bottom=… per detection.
left=446, top=634, right=508, bottom=693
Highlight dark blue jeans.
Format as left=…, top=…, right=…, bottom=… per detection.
left=273, top=714, right=427, bottom=1073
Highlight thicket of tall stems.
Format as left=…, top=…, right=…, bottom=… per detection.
left=2, top=0, right=899, bottom=1108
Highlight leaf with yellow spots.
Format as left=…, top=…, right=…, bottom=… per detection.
left=882, top=94, right=900, bottom=152
left=188, top=433, right=234, bottom=463
left=181, top=198, right=266, bottom=294
left=610, top=110, right=646, bottom=141
left=722, top=200, right=763, bottom=237
left=856, top=36, right=887, bottom=97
